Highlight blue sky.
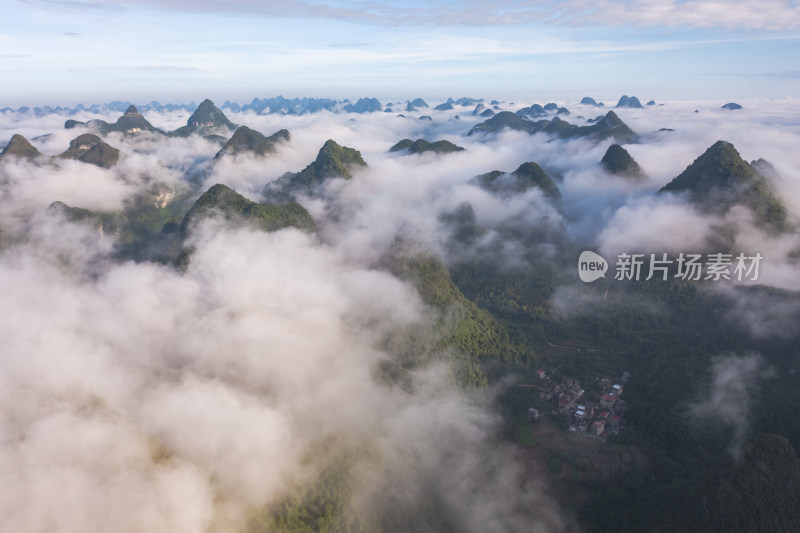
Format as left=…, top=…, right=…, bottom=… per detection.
left=2, top=0, right=799, bottom=105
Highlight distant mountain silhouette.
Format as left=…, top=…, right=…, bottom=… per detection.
left=389, top=139, right=465, bottom=155
left=616, top=95, right=644, bottom=108
left=470, top=110, right=637, bottom=143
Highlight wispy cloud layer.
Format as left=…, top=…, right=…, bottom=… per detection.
left=691, top=353, right=775, bottom=457
left=26, top=0, right=800, bottom=30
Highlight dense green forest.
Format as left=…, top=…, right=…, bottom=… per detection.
left=452, top=258, right=800, bottom=531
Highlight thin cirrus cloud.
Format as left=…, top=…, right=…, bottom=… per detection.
left=66, top=65, right=200, bottom=72
left=546, top=0, right=800, bottom=31
left=25, top=0, right=800, bottom=30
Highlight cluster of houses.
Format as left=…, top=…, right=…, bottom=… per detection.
left=529, top=370, right=630, bottom=439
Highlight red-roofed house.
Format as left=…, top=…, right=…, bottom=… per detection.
left=600, top=395, right=617, bottom=409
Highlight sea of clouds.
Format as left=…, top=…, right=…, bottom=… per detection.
left=1, top=96, right=798, bottom=531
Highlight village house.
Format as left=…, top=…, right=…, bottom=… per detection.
left=600, top=394, right=617, bottom=409
left=532, top=370, right=629, bottom=439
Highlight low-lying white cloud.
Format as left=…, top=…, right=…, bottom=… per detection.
left=1, top=96, right=799, bottom=531
left=691, top=353, right=775, bottom=458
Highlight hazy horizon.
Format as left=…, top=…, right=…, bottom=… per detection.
left=4, top=0, right=799, bottom=105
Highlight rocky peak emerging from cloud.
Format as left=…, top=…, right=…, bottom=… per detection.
left=63, top=105, right=163, bottom=136
left=114, top=105, right=162, bottom=135
left=513, top=162, right=561, bottom=201
left=475, top=162, right=561, bottom=202
left=214, top=126, right=290, bottom=159
left=181, top=183, right=316, bottom=236
left=58, top=133, right=120, bottom=168
left=169, top=99, right=236, bottom=139
left=187, top=99, right=235, bottom=129
left=601, top=144, right=646, bottom=179
left=310, top=139, right=367, bottom=180
left=263, top=139, right=368, bottom=203
left=0, top=134, right=44, bottom=161
left=588, top=111, right=638, bottom=143
left=659, top=140, right=789, bottom=231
